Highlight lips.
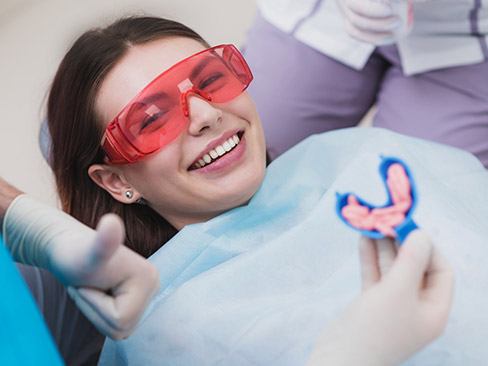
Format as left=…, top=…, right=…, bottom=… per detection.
left=188, top=130, right=244, bottom=171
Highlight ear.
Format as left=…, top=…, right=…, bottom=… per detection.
left=88, top=164, right=142, bottom=204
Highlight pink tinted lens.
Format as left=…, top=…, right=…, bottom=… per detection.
left=103, top=44, right=253, bottom=164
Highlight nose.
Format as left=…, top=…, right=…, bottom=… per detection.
left=186, top=94, right=223, bottom=136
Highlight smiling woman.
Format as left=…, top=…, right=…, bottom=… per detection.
left=88, top=36, right=266, bottom=230
left=46, top=16, right=265, bottom=258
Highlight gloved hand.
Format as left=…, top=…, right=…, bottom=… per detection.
left=337, top=0, right=413, bottom=45
left=3, top=194, right=159, bottom=340
left=308, top=230, right=454, bottom=366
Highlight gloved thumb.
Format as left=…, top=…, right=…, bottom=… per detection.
left=91, top=213, right=125, bottom=264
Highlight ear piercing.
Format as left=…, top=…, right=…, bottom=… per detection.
left=125, top=191, right=133, bottom=199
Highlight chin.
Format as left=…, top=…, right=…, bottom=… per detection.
left=225, top=167, right=265, bottom=209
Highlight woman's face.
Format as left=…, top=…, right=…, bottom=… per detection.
left=94, top=37, right=266, bottom=229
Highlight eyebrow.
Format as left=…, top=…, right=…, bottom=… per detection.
left=139, top=91, right=170, bottom=106
left=137, top=55, right=221, bottom=105
left=189, top=55, right=220, bottom=80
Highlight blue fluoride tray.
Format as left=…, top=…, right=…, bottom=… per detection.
left=335, top=156, right=418, bottom=244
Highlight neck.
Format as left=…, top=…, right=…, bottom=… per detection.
left=163, top=210, right=223, bottom=231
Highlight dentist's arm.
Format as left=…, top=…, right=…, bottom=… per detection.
left=1, top=177, right=158, bottom=339
left=308, top=231, right=454, bottom=366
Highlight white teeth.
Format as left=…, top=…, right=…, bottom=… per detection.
left=223, top=141, right=232, bottom=152
left=209, top=149, right=218, bottom=159
left=192, top=133, right=242, bottom=169
left=216, top=146, right=225, bottom=156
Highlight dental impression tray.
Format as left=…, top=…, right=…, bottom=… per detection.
left=336, top=156, right=418, bottom=244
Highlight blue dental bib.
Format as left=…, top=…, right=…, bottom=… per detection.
left=100, top=128, right=488, bottom=366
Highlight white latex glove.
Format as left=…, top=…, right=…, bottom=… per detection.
left=337, top=0, right=413, bottom=45
left=3, top=194, right=159, bottom=340
left=308, top=230, right=454, bottom=366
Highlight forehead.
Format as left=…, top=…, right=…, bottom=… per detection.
left=96, top=37, right=207, bottom=125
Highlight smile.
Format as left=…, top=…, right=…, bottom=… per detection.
left=189, top=131, right=244, bottom=170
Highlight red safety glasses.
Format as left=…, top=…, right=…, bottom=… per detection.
left=101, top=44, right=253, bottom=164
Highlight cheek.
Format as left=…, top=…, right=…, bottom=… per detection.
left=124, top=146, right=183, bottom=194
left=226, top=95, right=266, bottom=149
left=225, top=93, right=259, bottom=121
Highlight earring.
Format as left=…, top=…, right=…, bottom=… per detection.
left=125, top=190, right=133, bottom=199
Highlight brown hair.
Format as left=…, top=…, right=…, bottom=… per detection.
left=46, top=16, right=210, bottom=257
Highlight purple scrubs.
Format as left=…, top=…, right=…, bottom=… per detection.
left=244, top=14, right=488, bottom=167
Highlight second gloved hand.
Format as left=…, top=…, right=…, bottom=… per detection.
left=337, top=0, right=408, bottom=45
left=308, top=230, right=454, bottom=366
